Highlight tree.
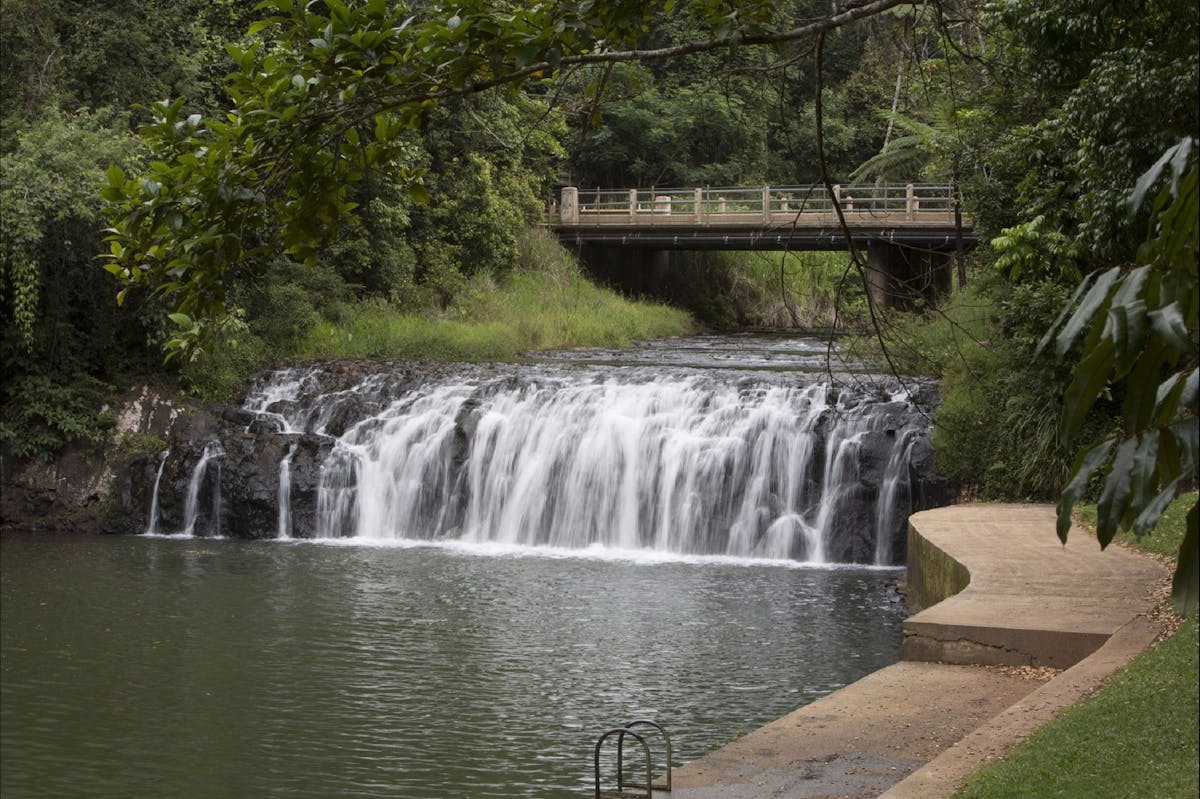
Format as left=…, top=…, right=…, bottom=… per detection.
left=99, top=0, right=911, bottom=357
left=0, top=111, right=146, bottom=458
left=963, top=0, right=1199, bottom=612
left=1046, top=139, right=1198, bottom=615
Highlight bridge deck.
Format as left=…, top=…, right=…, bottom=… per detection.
left=549, top=184, right=975, bottom=250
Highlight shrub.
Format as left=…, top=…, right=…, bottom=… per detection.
left=0, top=370, right=115, bottom=460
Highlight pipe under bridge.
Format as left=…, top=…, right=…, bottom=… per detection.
left=548, top=184, right=977, bottom=309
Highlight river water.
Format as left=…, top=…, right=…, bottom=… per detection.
left=2, top=336, right=926, bottom=798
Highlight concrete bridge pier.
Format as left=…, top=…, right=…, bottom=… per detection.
left=865, top=240, right=954, bottom=311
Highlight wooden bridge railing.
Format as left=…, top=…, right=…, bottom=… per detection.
left=552, top=183, right=959, bottom=226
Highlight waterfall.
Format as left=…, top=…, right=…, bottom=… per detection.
left=277, top=443, right=297, bottom=539
left=233, top=365, right=930, bottom=561
left=874, top=429, right=918, bottom=565
left=144, top=449, right=170, bottom=535
left=168, top=339, right=948, bottom=559
left=181, top=441, right=223, bottom=537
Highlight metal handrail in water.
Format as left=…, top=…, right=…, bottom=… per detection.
left=594, top=727, right=654, bottom=799
left=616, top=719, right=672, bottom=794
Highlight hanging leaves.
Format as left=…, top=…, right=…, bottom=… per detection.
left=100, top=0, right=911, bottom=356
left=1043, top=137, right=1199, bottom=614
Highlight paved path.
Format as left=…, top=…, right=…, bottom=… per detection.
left=663, top=504, right=1167, bottom=799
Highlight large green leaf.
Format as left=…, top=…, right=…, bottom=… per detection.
left=1096, top=436, right=1138, bottom=548
left=1060, top=336, right=1115, bottom=444
left=1128, top=137, right=1194, bottom=213
left=1053, top=266, right=1120, bottom=359
left=1056, top=437, right=1115, bottom=543
left=1171, top=501, right=1198, bottom=616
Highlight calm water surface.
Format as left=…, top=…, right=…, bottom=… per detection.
left=1, top=534, right=904, bottom=798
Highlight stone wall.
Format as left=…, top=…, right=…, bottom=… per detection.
left=903, top=515, right=971, bottom=613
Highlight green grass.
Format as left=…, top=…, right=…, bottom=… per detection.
left=852, top=280, right=997, bottom=377
left=719, top=249, right=866, bottom=329
left=1074, top=495, right=1193, bottom=561
left=955, top=492, right=1200, bottom=799
left=297, top=228, right=695, bottom=361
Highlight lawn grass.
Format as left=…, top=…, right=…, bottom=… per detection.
left=1074, top=495, right=1193, bottom=561
left=955, top=492, right=1199, bottom=799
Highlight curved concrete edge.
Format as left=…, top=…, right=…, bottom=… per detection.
left=665, top=504, right=1169, bottom=799
left=900, top=505, right=1166, bottom=668
left=880, top=615, right=1161, bottom=799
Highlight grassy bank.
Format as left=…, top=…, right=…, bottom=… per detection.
left=183, top=229, right=695, bottom=398
left=955, top=493, right=1199, bottom=799
left=297, top=229, right=693, bottom=360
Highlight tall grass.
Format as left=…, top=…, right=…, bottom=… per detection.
left=860, top=282, right=996, bottom=377
left=694, top=249, right=866, bottom=329
left=841, top=274, right=1100, bottom=502
left=297, top=228, right=694, bottom=360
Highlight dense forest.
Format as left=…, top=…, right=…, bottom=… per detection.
left=1, top=0, right=1196, bottom=599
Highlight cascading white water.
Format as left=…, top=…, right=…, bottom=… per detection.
left=144, top=449, right=170, bottom=536
left=277, top=443, right=297, bottom=540
left=232, top=365, right=928, bottom=561
left=216, top=335, right=947, bottom=560
left=874, top=429, right=918, bottom=565
left=181, top=441, right=223, bottom=537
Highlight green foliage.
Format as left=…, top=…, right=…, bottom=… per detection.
left=724, top=250, right=865, bottom=329
left=933, top=356, right=1076, bottom=501
left=0, top=372, right=115, bottom=460
left=882, top=274, right=1114, bottom=502
left=849, top=104, right=960, bottom=184
left=1, top=1, right=216, bottom=140
left=1045, top=139, right=1199, bottom=614
left=860, top=277, right=994, bottom=378
left=1, top=110, right=143, bottom=356
left=116, top=432, right=167, bottom=458
left=297, top=229, right=694, bottom=360
left=568, top=63, right=769, bottom=187
left=990, top=215, right=1078, bottom=284
left=1077, top=492, right=1197, bottom=563
left=971, top=0, right=1199, bottom=263
left=179, top=326, right=271, bottom=402
left=99, top=0, right=918, bottom=357
left=0, top=111, right=160, bottom=460
left=98, top=0, right=665, bottom=355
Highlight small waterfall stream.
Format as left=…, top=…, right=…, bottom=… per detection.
left=277, top=443, right=297, bottom=540
left=874, top=429, right=918, bottom=565
left=155, top=337, right=948, bottom=560
left=144, top=449, right=170, bottom=536
left=181, top=441, right=223, bottom=537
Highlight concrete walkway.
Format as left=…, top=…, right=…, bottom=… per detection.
left=666, top=504, right=1168, bottom=799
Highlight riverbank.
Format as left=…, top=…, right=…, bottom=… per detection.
left=667, top=504, right=1175, bottom=798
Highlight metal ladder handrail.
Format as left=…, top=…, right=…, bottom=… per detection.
left=594, top=727, right=654, bottom=799
left=616, top=719, right=672, bottom=793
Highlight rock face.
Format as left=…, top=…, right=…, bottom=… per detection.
left=1, top=385, right=186, bottom=535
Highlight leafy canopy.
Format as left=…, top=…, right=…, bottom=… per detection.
left=100, top=0, right=910, bottom=357
left=1044, top=138, right=1199, bottom=614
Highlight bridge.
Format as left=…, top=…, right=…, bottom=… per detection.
left=548, top=183, right=977, bottom=309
